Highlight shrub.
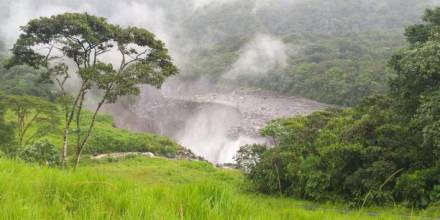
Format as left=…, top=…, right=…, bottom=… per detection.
left=394, top=166, right=440, bottom=208
left=246, top=93, right=434, bottom=207
left=235, top=144, right=267, bottom=173
left=84, top=128, right=179, bottom=157
left=248, top=148, right=299, bottom=196
left=76, top=113, right=180, bottom=158
left=18, top=140, right=61, bottom=167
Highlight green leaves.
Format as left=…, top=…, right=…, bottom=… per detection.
left=235, top=144, right=267, bottom=173
left=1, top=94, right=60, bottom=148
left=247, top=7, right=440, bottom=206
left=5, top=12, right=178, bottom=167
left=18, top=140, right=61, bottom=167
left=247, top=92, right=422, bottom=205
left=7, top=12, right=177, bottom=94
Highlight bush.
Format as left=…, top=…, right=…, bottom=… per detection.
left=248, top=148, right=299, bottom=196
left=75, top=113, right=180, bottom=158
left=234, top=144, right=267, bottom=173
left=394, top=166, right=440, bottom=208
left=18, top=140, right=60, bottom=167
left=246, top=94, right=433, bottom=207
left=84, top=128, right=179, bottom=157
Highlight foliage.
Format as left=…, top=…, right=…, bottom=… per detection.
left=5, top=13, right=177, bottom=168
left=3, top=103, right=181, bottom=159
left=247, top=98, right=419, bottom=206
left=18, top=140, right=60, bottom=167
left=181, top=0, right=437, bottom=106
left=394, top=165, right=440, bottom=208
left=0, top=92, right=14, bottom=153
left=234, top=144, right=267, bottom=173
left=239, top=32, right=400, bottom=106
left=390, top=7, right=440, bottom=115
left=245, top=8, right=440, bottom=208
left=0, top=60, right=54, bottom=99
left=1, top=94, right=59, bottom=148
left=186, top=31, right=402, bottom=106
left=78, top=113, right=179, bottom=157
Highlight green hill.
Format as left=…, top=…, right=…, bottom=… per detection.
left=3, top=108, right=180, bottom=158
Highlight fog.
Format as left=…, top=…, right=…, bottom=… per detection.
left=224, top=34, right=288, bottom=80
left=1, top=0, right=439, bottom=163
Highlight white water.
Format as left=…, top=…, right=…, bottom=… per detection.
left=103, top=81, right=327, bottom=164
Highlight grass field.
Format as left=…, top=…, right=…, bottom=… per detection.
left=1, top=156, right=439, bottom=220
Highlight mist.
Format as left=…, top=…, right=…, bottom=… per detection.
left=224, top=34, right=288, bottom=80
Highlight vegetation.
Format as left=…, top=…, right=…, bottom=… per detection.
left=76, top=112, right=179, bottom=157
left=180, top=0, right=437, bottom=106
left=0, top=48, right=180, bottom=163
left=0, top=93, right=15, bottom=153
left=18, top=140, right=61, bottom=167
left=1, top=157, right=439, bottom=219
left=0, top=61, right=55, bottom=99
left=3, top=94, right=59, bottom=148
left=5, top=12, right=177, bottom=167
left=1, top=3, right=440, bottom=219
left=247, top=32, right=401, bottom=106
left=0, top=104, right=180, bottom=161
left=239, top=8, right=440, bottom=209
left=188, top=32, right=402, bottom=106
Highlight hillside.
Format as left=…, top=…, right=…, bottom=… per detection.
left=2, top=105, right=181, bottom=159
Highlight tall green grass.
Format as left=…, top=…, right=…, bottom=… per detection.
left=1, top=158, right=438, bottom=220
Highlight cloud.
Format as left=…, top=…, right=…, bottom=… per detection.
left=224, top=33, right=287, bottom=79
left=0, top=1, right=88, bottom=45
left=190, top=0, right=238, bottom=10
left=188, top=0, right=279, bottom=13
left=107, top=2, right=171, bottom=46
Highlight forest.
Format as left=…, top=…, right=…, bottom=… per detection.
left=234, top=7, right=440, bottom=209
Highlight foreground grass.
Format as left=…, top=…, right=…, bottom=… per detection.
left=0, top=157, right=439, bottom=220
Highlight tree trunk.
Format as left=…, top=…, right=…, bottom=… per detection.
left=272, top=135, right=278, bottom=146
left=274, top=161, right=283, bottom=196
left=74, top=98, right=105, bottom=170
left=75, top=91, right=86, bottom=155
left=17, top=111, right=25, bottom=148
left=62, top=127, right=69, bottom=167
left=60, top=83, right=87, bottom=168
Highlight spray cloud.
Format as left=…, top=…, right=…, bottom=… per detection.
left=224, top=34, right=288, bottom=80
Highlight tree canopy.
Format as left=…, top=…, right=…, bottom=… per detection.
left=6, top=13, right=178, bottom=168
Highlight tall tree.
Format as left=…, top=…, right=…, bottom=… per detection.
left=2, top=95, right=59, bottom=148
left=6, top=13, right=177, bottom=168
left=389, top=8, right=440, bottom=115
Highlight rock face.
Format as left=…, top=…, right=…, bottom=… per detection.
left=91, top=152, right=155, bottom=160
left=176, top=148, right=207, bottom=161
left=103, top=82, right=327, bottom=164
left=90, top=149, right=207, bottom=162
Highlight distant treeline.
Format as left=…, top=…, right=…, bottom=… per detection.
left=181, top=0, right=436, bottom=106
